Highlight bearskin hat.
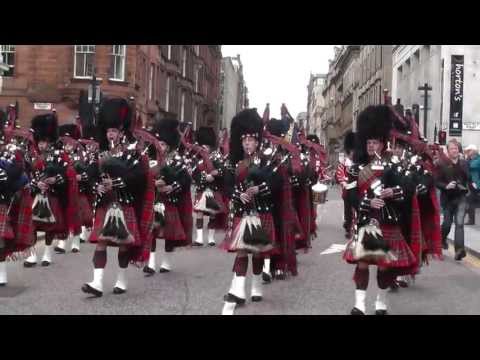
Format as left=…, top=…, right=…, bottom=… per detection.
left=266, top=118, right=289, bottom=138
left=354, top=105, right=394, bottom=164
left=343, top=130, right=356, bottom=154
left=229, top=108, right=263, bottom=165
left=31, top=113, right=59, bottom=144
left=98, top=98, right=132, bottom=131
left=307, top=134, right=320, bottom=144
left=152, top=118, right=180, bottom=149
left=196, top=126, right=217, bottom=148
left=59, top=124, right=81, bottom=140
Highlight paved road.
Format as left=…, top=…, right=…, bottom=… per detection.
left=1, top=187, right=480, bottom=315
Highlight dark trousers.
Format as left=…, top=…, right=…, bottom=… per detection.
left=441, top=196, right=467, bottom=252
left=466, top=191, right=480, bottom=224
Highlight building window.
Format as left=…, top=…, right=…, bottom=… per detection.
left=195, top=67, right=199, bottom=92
left=74, top=45, right=96, bottom=78
left=193, top=103, right=198, bottom=129
left=110, top=45, right=126, bottom=81
left=180, top=92, right=185, bottom=121
left=167, top=45, right=172, bottom=60
left=0, top=45, right=15, bottom=77
left=165, top=77, right=170, bottom=112
left=182, top=48, right=187, bottom=77
left=148, top=64, right=154, bottom=100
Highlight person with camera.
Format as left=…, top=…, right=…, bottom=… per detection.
left=435, top=139, right=469, bottom=260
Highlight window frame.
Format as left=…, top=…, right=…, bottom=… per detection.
left=109, top=45, right=126, bottom=82
left=74, top=45, right=96, bottom=79
left=0, top=45, right=16, bottom=77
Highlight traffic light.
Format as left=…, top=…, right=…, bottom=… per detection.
left=438, top=130, right=447, bottom=145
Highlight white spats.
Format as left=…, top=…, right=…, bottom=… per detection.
left=208, top=229, right=216, bottom=245
left=160, top=252, right=172, bottom=271
left=251, top=274, right=263, bottom=299
left=71, top=235, right=80, bottom=252
left=354, top=289, right=367, bottom=314
left=56, top=240, right=66, bottom=250
left=229, top=275, right=246, bottom=300
left=221, top=301, right=236, bottom=315
left=114, top=268, right=128, bottom=291
left=42, top=244, right=53, bottom=264
left=148, top=251, right=157, bottom=271
left=88, top=268, right=104, bottom=293
left=0, top=261, right=7, bottom=285
left=25, top=250, right=37, bottom=265
left=263, top=257, right=271, bottom=276
left=194, top=228, right=204, bottom=245
left=375, top=288, right=388, bottom=311
left=81, top=227, right=91, bottom=242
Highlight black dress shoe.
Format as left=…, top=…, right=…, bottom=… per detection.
left=23, top=261, right=37, bottom=268
left=54, top=247, right=66, bottom=254
left=455, top=249, right=467, bottom=261
left=375, top=309, right=388, bottom=315
left=81, top=283, right=103, bottom=297
left=143, top=266, right=155, bottom=275
left=41, top=261, right=51, bottom=267
left=159, top=268, right=170, bottom=273
left=113, top=287, right=126, bottom=295
left=397, top=280, right=409, bottom=288
left=80, top=238, right=86, bottom=243
left=208, top=242, right=216, bottom=247
left=71, top=248, right=79, bottom=253
left=442, top=241, right=449, bottom=250
left=251, top=296, right=263, bottom=302
left=192, top=242, right=203, bottom=247
left=224, top=293, right=246, bottom=305
left=262, top=272, right=272, bottom=284
left=350, top=307, right=365, bottom=315
left=0, top=283, right=6, bottom=287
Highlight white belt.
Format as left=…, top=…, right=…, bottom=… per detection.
left=345, top=181, right=357, bottom=190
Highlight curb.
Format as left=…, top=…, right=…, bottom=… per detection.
left=447, top=237, right=480, bottom=260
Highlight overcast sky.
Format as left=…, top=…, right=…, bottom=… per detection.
left=222, top=45, right=336, bottom=119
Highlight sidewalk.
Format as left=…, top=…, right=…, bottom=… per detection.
left=446, top=208, right=480, bottom=258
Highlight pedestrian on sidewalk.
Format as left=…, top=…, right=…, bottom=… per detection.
left=464, top=144, right=480, bottom=225
left=435, top=139, right=469, bottom=261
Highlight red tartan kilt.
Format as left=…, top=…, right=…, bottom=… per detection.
left=219, top=212, right=277, bottom=255
left=78, top=194, right=93, bottom=227
left=193, top=189, right=227, bottom=214
left=343, top=224, right=418, bottom=272
left=89, top=203, right=141, bottom=247
left=162, top=202, right=187, bottom=244
left=0, top=203, right=15, bottom=240
left=33, top=195, right=68, bottom=238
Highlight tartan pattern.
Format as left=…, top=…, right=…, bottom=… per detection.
left=419, top=189, right=443, bottom=259
left=408, top=195, right=423, bottom=273
left=78, top=193, right=93, bottom=227
left=162, top=202, right=187, bottom=243
left=178, top=190, right=193, bottom=246
left=89, top=203, right=141, bottom=246
left=65, top=163, right=81, bottom=233
left=0, top=204, right=14, bottom=240
left=10, top=188, right=34, bottom=249
left=295, top=186, right=312, bottom=250
left=343, top=224, right=417, bottom=271
left=33, top=194, right=68, bottom=239
left=133, top=156, right=155, bottom=261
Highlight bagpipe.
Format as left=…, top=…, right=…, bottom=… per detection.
left=30, top=150, right=69, bottom=224
left=179, top=123, right=224, bottom=215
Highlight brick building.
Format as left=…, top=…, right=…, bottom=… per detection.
left=0, top=45, right=222, bottom=130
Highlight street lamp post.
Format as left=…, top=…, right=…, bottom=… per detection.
left=418, top=82, right=432, bottom=139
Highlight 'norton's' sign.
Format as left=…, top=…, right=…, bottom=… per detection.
left=449, top=55, right=464, bottom=137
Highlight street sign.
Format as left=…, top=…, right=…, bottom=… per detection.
left=449, top=55, right=464, bottom=137
left=33, top=103, right=53, bottom=110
